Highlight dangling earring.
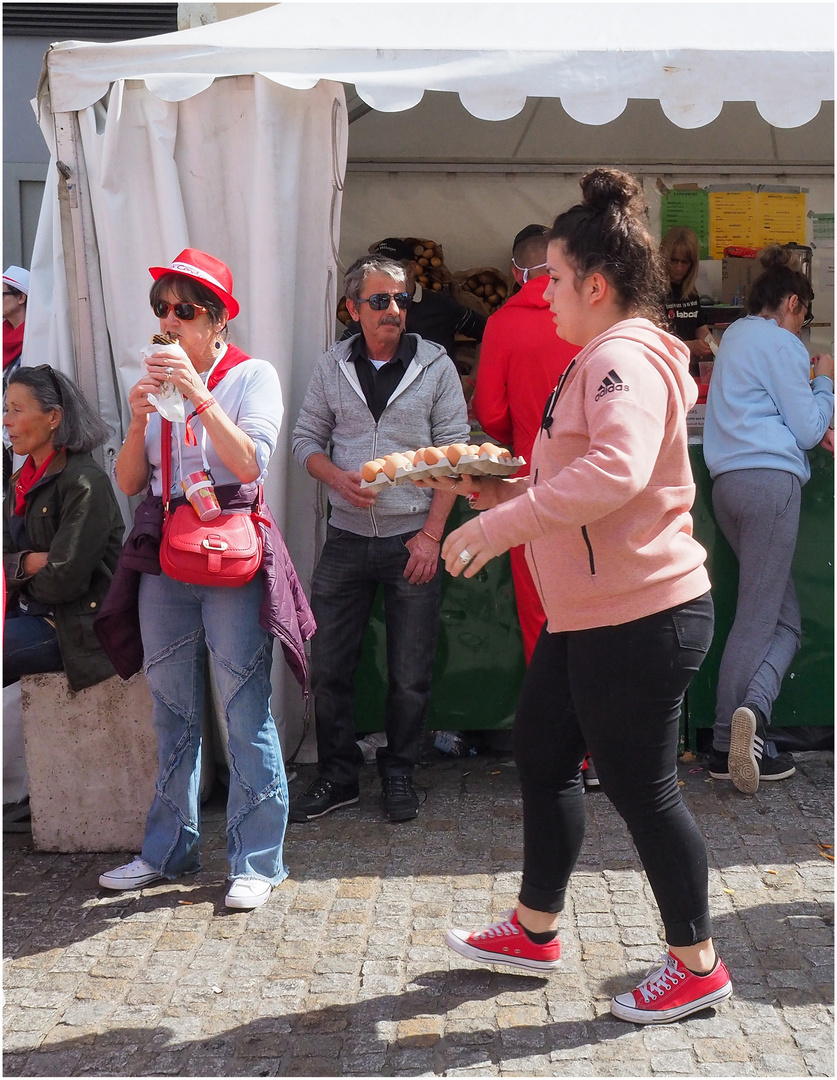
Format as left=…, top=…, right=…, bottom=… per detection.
left=214, top=339, right=222, bottom=350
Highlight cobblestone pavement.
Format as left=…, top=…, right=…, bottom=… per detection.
left=3, top=749, right=833, bottom=1077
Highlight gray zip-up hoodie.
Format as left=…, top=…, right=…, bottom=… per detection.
left=293, top=335, right=470, bottom=537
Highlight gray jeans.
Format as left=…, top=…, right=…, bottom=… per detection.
left=711, top=469, right=802, bottom=753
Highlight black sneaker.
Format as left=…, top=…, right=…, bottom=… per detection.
left=583, top=756, right=600, bottom=789
left=381, top=775, right=420, bottom=822
left=289, top=777, right=359, bottom=823
left=708, top=745, right=794, bottom=785
left=707, top=749, right=731, bottom=780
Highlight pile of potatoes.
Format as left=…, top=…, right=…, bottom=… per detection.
left=361, top=442, right=513, bottom=483
left=453, top=268, right=510, bottom=315
left=401, top=237, right=452, bottom=292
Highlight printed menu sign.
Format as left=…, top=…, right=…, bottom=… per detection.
left=709, top=191, right=757, bottom=259
left=757, top=192, right=806, bottom=248
left=660, top=190, right=710, bottom=258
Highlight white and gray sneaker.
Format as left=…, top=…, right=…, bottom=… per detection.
left=99, top=857, right=163, bottom=890
left=728, top=705, right=795, bottom=794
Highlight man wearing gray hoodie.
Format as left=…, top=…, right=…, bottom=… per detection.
left=291, top=255, right=470, bottom=822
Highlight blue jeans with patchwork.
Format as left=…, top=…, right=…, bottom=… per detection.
left=138, top=570, right=288, bottom=884
left=310, top=525, right=442, bottom=785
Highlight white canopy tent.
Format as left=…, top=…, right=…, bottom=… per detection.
left=25, top=1, right=834, bottom=745
left=42, top=2, right=835, bottom=128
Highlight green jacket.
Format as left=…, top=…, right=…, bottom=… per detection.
left=4, top=450, right=125, bottom=691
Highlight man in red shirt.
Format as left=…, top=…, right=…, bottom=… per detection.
left=473, top=226, right=577, bottom=661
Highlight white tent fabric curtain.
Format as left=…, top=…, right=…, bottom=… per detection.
left=24, top=75, right=347, bottom=748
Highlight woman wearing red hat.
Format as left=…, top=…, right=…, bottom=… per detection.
left=97, top=249, right=314, bottom=911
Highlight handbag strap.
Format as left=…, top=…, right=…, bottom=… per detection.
left=161, top=418, right=173, bottom=513
left=161, top=415, right=264, bottom=516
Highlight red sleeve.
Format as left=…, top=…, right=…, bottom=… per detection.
left=472, top=318, right=514, bottom=445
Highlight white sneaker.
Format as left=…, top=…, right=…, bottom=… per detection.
left=99, top=857, right=163, bottom=891
left=225, top=875, right=273, bottom=910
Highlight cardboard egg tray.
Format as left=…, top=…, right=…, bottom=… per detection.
left=361, top=454, right=526, bottom=489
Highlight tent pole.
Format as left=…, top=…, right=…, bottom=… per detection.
left=52, top=108, right=130, bottom=520
left=52, top=112, right=98, bottom=404
left=51, top=110, right=126, bottom=485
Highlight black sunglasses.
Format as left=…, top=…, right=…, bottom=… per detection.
left=801, top=299, right=814, bottom=328
left=355, top=292, right=411, bottom=311
left=151, top=299, right=209, bottom=321
left=33, top=364, right=64, bottom=405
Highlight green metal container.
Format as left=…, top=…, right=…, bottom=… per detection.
left=354, top=500, right=526, bottom=733
left=686, top=444, right=834, bottom=746
left=352, top=445, right=834, bottom=745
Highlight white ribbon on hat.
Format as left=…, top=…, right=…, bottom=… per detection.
left=168, top=261, right=226, bottom=293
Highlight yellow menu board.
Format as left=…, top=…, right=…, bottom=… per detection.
left=709, top=191, right=757, bottom=259
left=756, top=192, right=806, bottom=247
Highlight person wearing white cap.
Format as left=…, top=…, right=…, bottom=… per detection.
left=3, top=266, right=31, bottom=477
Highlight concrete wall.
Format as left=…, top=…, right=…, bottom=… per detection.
left=22, top=673, right=157, bottom=854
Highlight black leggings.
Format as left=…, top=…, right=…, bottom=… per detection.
left=514, top=591, right=714, bottom=947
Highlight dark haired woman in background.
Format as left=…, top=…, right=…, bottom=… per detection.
left=660, top=226, right=713, bottom=376
left=3, top=364, right=123, bottom=689
left=431, top=170, right=731, bottom=1023
left=703, top=245, right=833, bottom=794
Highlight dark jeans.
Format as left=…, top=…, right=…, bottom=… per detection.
left=514, top=591, right=714, bottom=948
left=310, top=525, right=442, bottom=784
left=3, top=611, right=63, bottom=686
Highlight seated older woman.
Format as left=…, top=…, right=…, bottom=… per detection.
left=3, top=365, right=123, bottom=689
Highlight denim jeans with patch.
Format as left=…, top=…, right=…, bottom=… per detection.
left=310, top=525, right=442, bottom=785
left=138, top=571, right=288, bottom=884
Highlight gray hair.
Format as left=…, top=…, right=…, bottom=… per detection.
left=343, top=256, right=406, bottom=303
left=8, top=365, right=110, bottom=454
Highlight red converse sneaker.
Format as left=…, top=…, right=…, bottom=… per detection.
left=611, top=952, right=732, bottom=1024
left=445, top=910, right=561, bottom=973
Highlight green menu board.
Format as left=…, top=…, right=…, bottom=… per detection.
left=660, top=189, right=710, bottom=259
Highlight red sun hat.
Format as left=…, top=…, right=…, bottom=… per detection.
left=148, top=248, right=239, bottom=320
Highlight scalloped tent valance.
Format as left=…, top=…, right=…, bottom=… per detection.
left=41, top=1, right=833, bottom=129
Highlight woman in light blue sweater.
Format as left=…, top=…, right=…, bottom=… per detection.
left=703, top=245, right=833, bottom=793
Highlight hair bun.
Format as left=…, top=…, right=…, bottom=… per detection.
left=580, top=168, right=645, bottom=215
left=759, top=243, right=802, bottom=273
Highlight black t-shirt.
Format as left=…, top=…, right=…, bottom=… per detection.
left=343, top=288, right=486, bottom=360
left=665, top=285, right=708, bottom=341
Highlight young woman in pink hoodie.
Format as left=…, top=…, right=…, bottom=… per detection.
left=435, top=169, right=731, bottom=1024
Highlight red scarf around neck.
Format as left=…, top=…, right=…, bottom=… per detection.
left=14, top=449, right=58, bottom=516
left=4, top=319, right=25, bottom=370
left=207, top=343, right=251, bottom=391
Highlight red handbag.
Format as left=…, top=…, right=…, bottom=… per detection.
left=158, top=419, right=263, bottom=587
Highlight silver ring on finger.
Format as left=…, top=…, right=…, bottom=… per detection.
left=459, top=548, right=473, bottom=565
left=165, top=366, right=173, bottom=376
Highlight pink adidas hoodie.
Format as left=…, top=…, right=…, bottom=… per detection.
left=478, top=318, right=710, bottom=632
